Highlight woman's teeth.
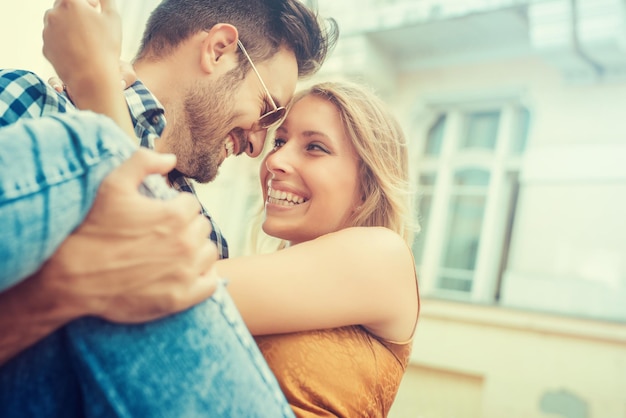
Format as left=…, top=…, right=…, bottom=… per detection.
left=267, top=187, right=306, bottom=206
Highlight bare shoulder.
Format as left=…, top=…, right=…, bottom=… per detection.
left=312, top=227, right=415, bottom=273
left=321, top=228, right=418, bottom=341
left=320, top=227, right=410, bottom=255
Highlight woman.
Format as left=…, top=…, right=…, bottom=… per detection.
left=216, top=81, right=420, bottom=417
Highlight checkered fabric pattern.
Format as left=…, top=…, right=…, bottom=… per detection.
left=0, top=69, right=229, bottom=259
left=0, top=69, right=73, bottom=126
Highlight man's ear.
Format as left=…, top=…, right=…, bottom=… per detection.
left=200, top=23, right=239, bottom=75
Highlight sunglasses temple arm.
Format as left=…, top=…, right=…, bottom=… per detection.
left=237, top=40, right=279, bottom=110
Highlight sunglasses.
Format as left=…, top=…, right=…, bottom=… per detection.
left=238, top=40, right=287, bottom=130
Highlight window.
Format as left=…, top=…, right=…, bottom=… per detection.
left=412, top=102, right=530, bottom=303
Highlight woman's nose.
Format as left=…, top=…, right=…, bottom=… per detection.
left=264, top=146, right=292, bottom=175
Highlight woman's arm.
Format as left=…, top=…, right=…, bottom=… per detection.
left=42, top=0, right=136, bottom=140
left=216, top=227, right=419, bottom=342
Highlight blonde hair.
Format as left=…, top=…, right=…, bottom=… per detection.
left=250, top=81, right=418, bottom=253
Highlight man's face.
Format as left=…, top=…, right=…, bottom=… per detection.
left=168, top=47, right=298, bottom=183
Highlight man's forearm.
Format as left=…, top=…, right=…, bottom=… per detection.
left=0, top=147, right=219, bottom=365
left=0, top=270, right=80, bottom=366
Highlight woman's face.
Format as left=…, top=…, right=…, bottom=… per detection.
left=259, top=94, right=362, bottom=245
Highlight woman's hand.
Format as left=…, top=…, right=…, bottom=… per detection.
left=48, top=60, right=138, bottom=102
left=42, top=0, right=137, bottom=139
left=43, top=0, right=121, bottom=91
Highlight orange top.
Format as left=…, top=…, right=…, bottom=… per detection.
left=255, top=325, right=413, bottom=417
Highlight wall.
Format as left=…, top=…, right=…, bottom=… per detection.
left=0, top=2, right=158, bottom=81
left=389, top=300, right=626, bottom=418
left=1, top=2, right=52, bottom=75
left=385, top=48, right=626, bottom=418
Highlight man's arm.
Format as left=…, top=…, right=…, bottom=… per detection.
left=0, top=0, right=221, bottom=366
left=0, top=149, right=219, bottom=365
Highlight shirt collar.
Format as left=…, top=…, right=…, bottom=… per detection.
left=124, top=79, right=166, bottom=148
left=122, top=78, right=229, bottom=259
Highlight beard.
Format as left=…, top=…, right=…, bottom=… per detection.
left=168, top=71, right=242, bottom=183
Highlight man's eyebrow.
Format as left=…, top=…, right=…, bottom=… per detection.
left=270, top=95, right=282, bottom=108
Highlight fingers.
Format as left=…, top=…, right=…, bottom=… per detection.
left=48, top=77, right=64, bottom=93
left=184, top=213, right=214, bottom=265
left=118, top=61, right=137, bottom=90
left=100, top=239, right=220, bottom=323
left=98, top=0, right=117, bottom=15
left=53, top=0, right=99, bottom=8
left=166, top=192, right=204, bottom=223
left=194, top=242, right=220, bottom=280
left=186, top=266, right=220, bottom=307
left=107, top=149, right=177, bottom=190
left=48, top=62, right=133, bottom=94
left=184, top=227, right=220, bottom=305
left=43, top=8, right=51, bottom=25
left=192, top=211, right=213, bottom=242
left=167, top=244, right=221, bottom=314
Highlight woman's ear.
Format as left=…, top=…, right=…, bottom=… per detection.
left=353, top=194, right=366, bottom=213
left=200, top=23, right=239, bottom=75
left=354, top=191, right=367, bottom=213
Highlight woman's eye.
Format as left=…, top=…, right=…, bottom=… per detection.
left=273, top=138, right=286, bottom=149
left=308, top=143, right=330, bottom=153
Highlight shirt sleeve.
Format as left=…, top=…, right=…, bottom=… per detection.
left=0, top=69, right=72, bottom=127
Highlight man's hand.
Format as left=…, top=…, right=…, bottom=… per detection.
left=0, top=149, right=219, bottom=364
left=40, top=148, right=220, bottom=322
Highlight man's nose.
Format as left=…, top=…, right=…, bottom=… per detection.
left=245, top=129, right=268, bottom=158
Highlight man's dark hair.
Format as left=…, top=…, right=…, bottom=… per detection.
left=136, top=0, right=338, bottom=78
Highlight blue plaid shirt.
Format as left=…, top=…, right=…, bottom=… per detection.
left=0, top=69, right=229, bottom=259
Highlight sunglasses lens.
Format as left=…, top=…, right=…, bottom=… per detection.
left=259, top=107, right=286, bottom=129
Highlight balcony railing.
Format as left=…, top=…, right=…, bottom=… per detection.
left=317, top=0, right=533, bottom=35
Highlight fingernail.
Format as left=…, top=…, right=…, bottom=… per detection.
left=121, top=79, right=127, bottom=89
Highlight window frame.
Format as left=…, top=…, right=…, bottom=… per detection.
left=411, top=95, right=530, bottom=304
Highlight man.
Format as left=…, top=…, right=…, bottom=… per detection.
left=0, top=0, right=337, bottom=416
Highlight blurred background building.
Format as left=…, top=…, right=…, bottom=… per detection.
left=305, top=1, right=626, bottom=417
left=2, top=1, right=625, bottom=417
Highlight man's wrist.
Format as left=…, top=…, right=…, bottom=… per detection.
left=28, top=262, right=88, bottom=325
left=0, top=267, right=84, bottom=365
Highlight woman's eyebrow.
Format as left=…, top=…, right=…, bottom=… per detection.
left=302, top=130, right=329, bottom=140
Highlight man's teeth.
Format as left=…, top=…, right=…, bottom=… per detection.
left=267, top=187, right=306, bottom=206
left=225, top=139, right=234, bottom=157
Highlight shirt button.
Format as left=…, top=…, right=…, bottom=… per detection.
left=151, top=115, right=160, bottom=124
